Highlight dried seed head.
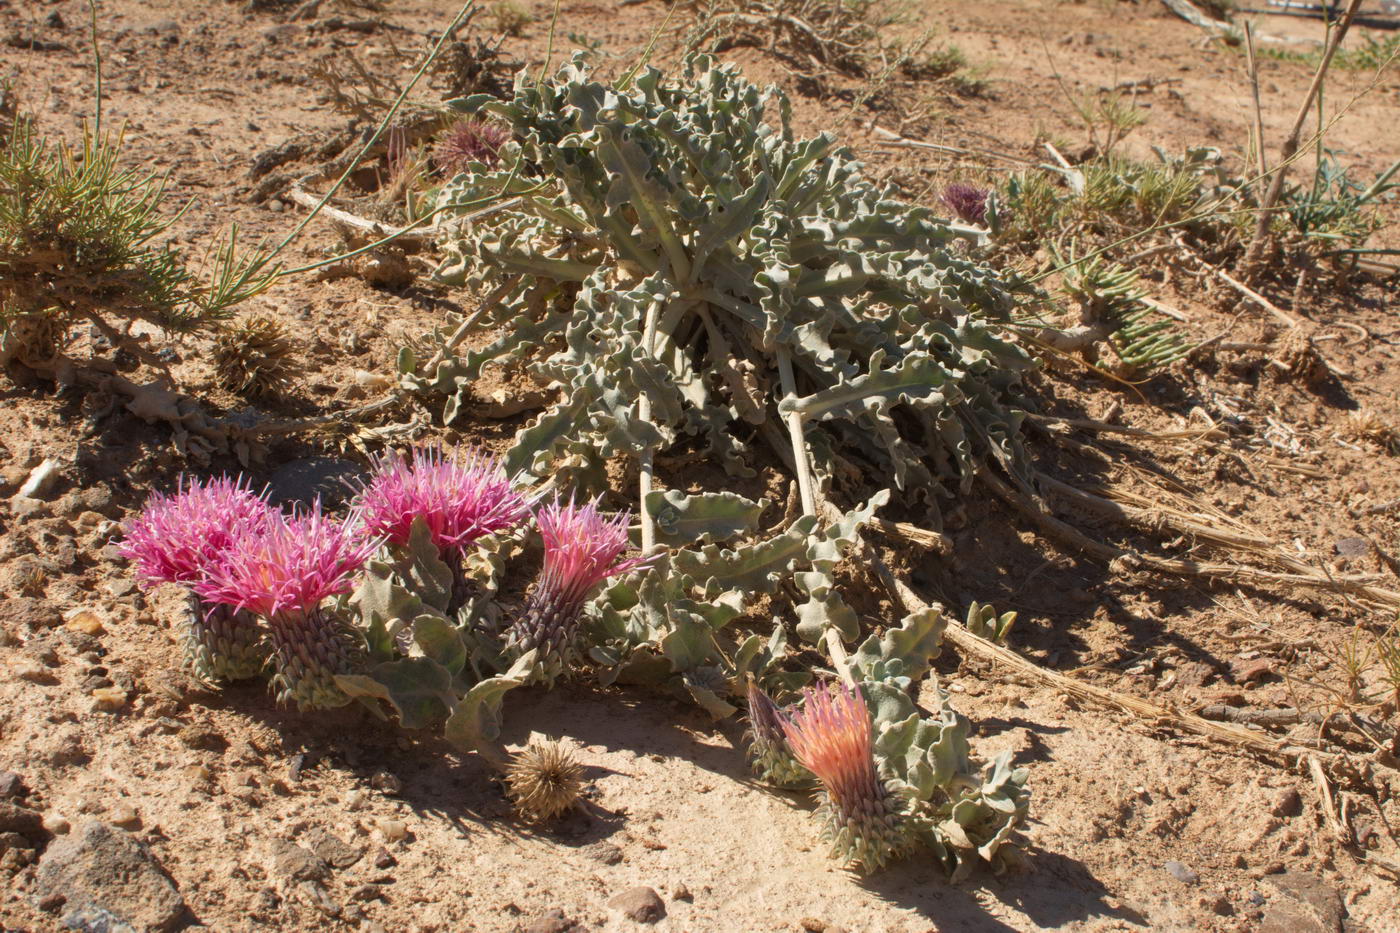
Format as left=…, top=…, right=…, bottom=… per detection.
left=745, top=681, right=812, bottom=788
left=505, top=740, right=583, bottom=822
left=120, top=475, right=274, bottom=587
left=782, top=682, right=909, bottom=872
left=1346, top=410, right=1399, bottom=453
left=213, top=315, right=299, bottom=399
left=433, top=119, right=510, bottom=176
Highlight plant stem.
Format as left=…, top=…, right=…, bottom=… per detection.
left=638, top=299, right=661, bottom=554
left=1241, top=0, right=1364, bottom=277
left=777, top=348, right=816, bottom=517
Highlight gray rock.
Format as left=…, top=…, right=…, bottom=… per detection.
left=0, top=771, right=27, bottom=799
left=307, top=830, right=361, bottom=870
left=1164, top=860, right=1198, bottom=885
left=608, top=886, right=665, bottom=924
left=35, top=822, right=186, bottom=933
left=265, top=457, right=364, bottom=508
left=61, top=905, right=139, bottom=933
left=582, top=841, right=622, bottom=865
left=270, top=839, right=329, bottom=882
left=1260, top=872, right=1344, bottom=933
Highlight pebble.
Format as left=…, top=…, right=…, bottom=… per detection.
left=608, top=886, right=666, bottom=924
left=1165, top=860, right=1199, bottom=885
left=371, top=846, right=396, bottom=869
left=582, top=841, right=622, bottom=865
left=308, top=830, right=362, bottom=869
left=370, top=770, right=402, bottom=795
left=376, top=819, right=407, bottom=844
left=0, top=772, right=26, bottom=799
left=91, top=686, right=129, bottom=710
left=1270, top=787, right=1302, bottom=818
left=671, top=883, right=692, bottom=902
left=42, top=813, right=71, bottom=835
left=518, top=908, right=574, bottom=933
left=17, top=459, right=61, bottom=499
left=11, top=658, right=56, bottom=684
left=271, top=840, right=329, bottom=882
left=64, top=609, right=105, bottom=635
left=108, top=804, right=139, bottom=829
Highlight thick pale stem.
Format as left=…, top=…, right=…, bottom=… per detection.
left=777, top=348, right=816, bottom=517
left=638, top=300, right=661, bottom=554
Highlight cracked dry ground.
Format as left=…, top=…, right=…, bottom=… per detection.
left=2, top=0, right=1400, bottom=931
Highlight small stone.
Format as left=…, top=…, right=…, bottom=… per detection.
left=351, top=883, right=386, bottom=902
left=1271, top=787, right=1302, bottom=818
left=582, top=841, right=622, bottom=865
left=308, top=830, right=362, bottom=869
left=1232, top=657, right=1275, bottom=685
left=0, top=801, right=46, bottom=839
left=371, top=846, right=396, bottom=869
left=91, top=686, right=129, bottom=710
left=109, top=803, right=140, bottom=829
left=266, top=457, right=365, bottom=508
left=11, top=657, right=57, bottom=684
left=0, top=772, right=26, bottom=799
left=375, top=819, right=407, bottom=844
left=1165, top=861, right=1199, bottom=885
left=345, top=789, right=368, bottom=811
left=64, top=609, right=105, bottom=635
left=35, top=821, right=186, bottom=933
left=178, top=724, right=228, bottom=753
left=42, top=812, right=71, bottom=835
left=370, top=770, right=402, bottom=795
left=1334, top=537, right=1369, bottom=558
left=608, top=886, right=665, bottom=924
left=671, top=883, right=692, bottom=902
left=17, top=459, right=61, bottom=500
left=518, top=908, right=574, bottom=933
left=271, top=840, right=329, bottom=882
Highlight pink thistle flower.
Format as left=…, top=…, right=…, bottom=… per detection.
left=357, top=445, right=530, bottom=557
left=433, top=119, right=510, bottom=175
left=782, top=682, right=908, bottom=872
left=196, top=503, right=376, bottom=710
left=196, top=503, right=375, bottom=619
left=939, top=182, right=992, bottom=225
left=119, top=476, right=274, bottom=683
left=506, top=495, right=655, bottom=685
left=745, top=681, right=812, bottom=788
left=119, top=475, right=275, bottom=587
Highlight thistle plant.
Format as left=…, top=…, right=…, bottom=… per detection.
left=505, top=496, right=653, bottom=685
left=119, top=476, right=275, bottom=683
left=432, top=119, right=510, bottom=176
left=197, top=503, right=376, bottom=710
left=356, top=444, right=531, bottom=613
left=939, top=182, right=991, bottom=225
left=505, top=739, right=583, bottom=822
left=745, top=681, right=812, bottom=787
left=782, top=682, right=910, bottom=872
left=213, top=313, right=299, bottom=399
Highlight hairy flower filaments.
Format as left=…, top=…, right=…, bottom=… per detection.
left=939, top=182, right=992, bottom=225
left=356, top=445, right=531, bottom=612
left=197, top=504, right=376, bottom=710
left=745, top=681, right=813, bottom=787
left=782, top=682, right=909, bottom=872
left=119, top=476, right=274, bottom=683
left=506, top=496, right=653, bottom=685
left=433, top=119, right=510, bottom=175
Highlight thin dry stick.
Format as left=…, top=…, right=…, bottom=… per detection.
left=1241, top=0, right=1365, bottom=276
left=1309, top=755, right=1352, bottom=844
left=1244, top=23, right=1269, bottom=200
left=866, top=550, right=1326, bottom=762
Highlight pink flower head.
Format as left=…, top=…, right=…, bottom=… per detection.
left=196, top=502, right=376, bottom=618
left=357, top=445, right=531, bottom=557
left=120, top=476, right=274, bottom=587
left=536, top=495, right=654, bottom=600
left=434, top=119, right=510, bottom=175
left=939, top=182, right=992, bottom=225
left=781, top=682, right=881, bottom=814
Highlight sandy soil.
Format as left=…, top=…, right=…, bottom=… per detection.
left=2, top=0, right=1399, bottom=931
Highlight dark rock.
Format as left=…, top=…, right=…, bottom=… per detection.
left=1334, top=537, right=1369, bottom=558
left=671, top=883, right=692, bottom=902
left=0, top=771, right=27, bottom=799
left=350, top=883, right=386, bottom=903
left=34, top=821, right=186, bottom=933
left=3, top=597, right=61, bottom=630
left=307, top=830, right=361, bottom=870
left=1260, top=872, right=1344, bottom=933
left=265, top=457, right=364, bottom=508
left=608, top=886, right=665, bottom=924
left=177, top=724, right=227, bottom=753
left=271, top=840, right=329, bottom=882
left=1164, top=861, right=1198, bottom=885
left=518, top=908, right=574, bottom=933
left=582, top=841, right=622, bottom=865
left=0, top=800, right=46, bottom=840
left=371, top=846, right=396, bottom=869
left=1270, top=787, right=1303, bottom=818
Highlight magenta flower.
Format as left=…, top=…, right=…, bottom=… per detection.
left=196, top=503, right=376, bottom=710
left=120, top=476, right=274, bottom=587
left=119, top=476, right=274, bottom=683
left=358, top=445, right=530, bottom=556
left=782, top=682, right=908, bottom=872
left=939, top=182, right=992, bottom=225
left=745, top=681, right=812, bottom=787
left=506, top=496, right=655, bottom=685
left=433, top=119, right=510, bottom=175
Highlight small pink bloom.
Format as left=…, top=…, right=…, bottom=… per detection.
left=534, top=495, right=653, bottom=602
left=357, top=445, right=531, bottom=558
left=196, top=503, right=376, bottom=619
left=120, top=476, right=274, bottom=587
left=434, top=119, right=510, bottom=175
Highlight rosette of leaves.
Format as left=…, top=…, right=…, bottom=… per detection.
left=409, top=53, right=1033, bottom=504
